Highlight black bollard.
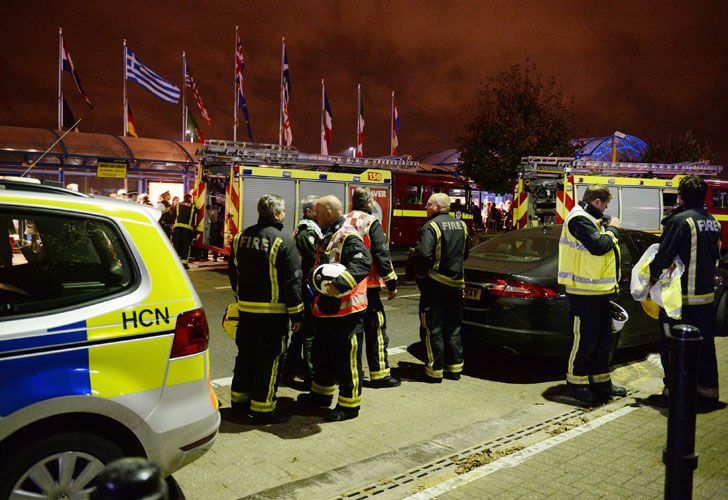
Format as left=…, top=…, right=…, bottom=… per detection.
left=91, top=457, right=168, bottom=500
left=663, top=324, right=702, bottom=500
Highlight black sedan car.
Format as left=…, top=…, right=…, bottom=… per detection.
left=463, top=225, right=728, bottom=357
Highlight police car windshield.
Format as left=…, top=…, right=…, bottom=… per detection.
left=470, top=230, right=558, bottom=263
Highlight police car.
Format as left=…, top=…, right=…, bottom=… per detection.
left=0, top=178, right=219, bottom=498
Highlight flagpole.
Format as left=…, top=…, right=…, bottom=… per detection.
left=320, top=79, right=325, bottom=155
left=391, top=91, right=395, bottom=156
left=123, top=39, right=128, bottom=137
left=356, top=83, right=360, bottom=157
left=278, top=37, right=285, bottom=146
left=181, top=51, right=187, bottom=141
left=233, top=26, right=238, bottom=142
left=58, top=27, right=63, bottom=130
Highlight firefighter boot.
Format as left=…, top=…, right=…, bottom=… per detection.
left=297, top=392, right=333, bottom=408
left=592, top=382, right=628, bottom=399
left=325, top=405, right=359, bottom=422
left=250, top=410, right=291, bottom=425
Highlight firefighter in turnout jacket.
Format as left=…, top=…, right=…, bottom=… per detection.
left=299, top=195, right=372, bottom=422
left=347, top=187, right=400, bottom=388
left=558, top=184, right=626, bottom=405
left=171, top=193, right=197, bottom=268
left=284, top=195, right=323, bottom=387
left=414, top=193, right=470, bottom=383
left=228, top=194, right=304, bottom=424
left=647, top=175, right=722, bottom=410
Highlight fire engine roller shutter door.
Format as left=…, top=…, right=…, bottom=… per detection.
left=241, top=177, right=297, bottom=235
left=299, top=181, right=346, bottom=212
left=576, top=184, right=619, bottom=220
left=620, top=187, right=661, bottom=230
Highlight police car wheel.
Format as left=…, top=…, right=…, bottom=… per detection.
left=0, top=432, right=124, bottom=500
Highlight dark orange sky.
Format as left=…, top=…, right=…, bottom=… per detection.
left=1, top=1, right=726, bottom=163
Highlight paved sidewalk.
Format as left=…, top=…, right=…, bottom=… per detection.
left=175, top=338, right=728, bottom=499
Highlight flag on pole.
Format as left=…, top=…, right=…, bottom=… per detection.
left=281, top=42, right=292, bottom=146
left=186, top=107, right=205, bottom=143
left=126, top=104, right=139, bottom=138
left=126, top=48, right=180, bottom=104
left=185, top=62, right=211, bottom=124
left=235, top=32, right=254, bottom=141
left=62, top=98, right=79, bottom=132
left=61, top=36, right=92, bottom=108
left=356, top=89, right=364, bottom=157
left=391, top=96, right=400, bottom=156
left=321, top=86, right=333, bottom=155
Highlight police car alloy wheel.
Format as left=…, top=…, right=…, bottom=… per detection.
left=0, top=432, right=123, bottom=500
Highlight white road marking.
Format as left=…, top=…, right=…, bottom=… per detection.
left=214, top=285, right=232, bottom=290
left=387, top=345, right=409, bottom=356
left=397, top=293, right=421, bottom=298
left=405, top=405, right=638, bottom=499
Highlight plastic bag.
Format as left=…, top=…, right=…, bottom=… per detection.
left=630, top=243, right=683, bottom=319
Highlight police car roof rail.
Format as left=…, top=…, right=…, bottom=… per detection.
left=519, top=156, right=723, bottom=177
left=0, top=176, right=87, bottom=197
left=199, top=139, right=420, bottom=169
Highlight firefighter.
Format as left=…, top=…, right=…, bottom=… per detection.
left=284, top=195, right=323, bottom=388
left=413, top=192, right=470, bottom=383
left=558, top=184, right=626, bottom=405
left=346, top=187, right=400, bottom=388
left=228, top=194, right=303, bottom=424
left=646, top=175, right=722, bottom=411
left=298, top=195, right=372, bottom=421
left=171, top=193, right=197, bottom=269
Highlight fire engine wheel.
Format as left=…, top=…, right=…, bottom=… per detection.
left=0, top=432, right=123, bottom=500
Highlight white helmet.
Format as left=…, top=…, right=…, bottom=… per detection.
left=312, top=263, right=347, bottom=296
left=610, top=301, right=629, bottom=333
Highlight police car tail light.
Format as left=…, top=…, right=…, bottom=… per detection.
left=483, top=279, right=558, bottom=299
left=172, top=308, right=210, bottom=358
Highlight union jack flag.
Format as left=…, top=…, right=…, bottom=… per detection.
left=185, top=62, right=211, bottom=125
left=235, top=32, right=254, bottom=141
left=281, top=42, right=292, bottom=146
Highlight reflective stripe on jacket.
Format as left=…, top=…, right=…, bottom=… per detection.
left=558, top=204, right=619, bottom=295
left=312, top=220, right=369, bottom=317
left=346, top=210, right=397, bottom=289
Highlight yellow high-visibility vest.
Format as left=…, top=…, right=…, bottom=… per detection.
left=558, top=205, right=619, bottom=295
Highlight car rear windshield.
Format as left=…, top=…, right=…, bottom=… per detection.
left=0, top=208, right=135, bottom=318
left=470, top=231, right=558, bottom=263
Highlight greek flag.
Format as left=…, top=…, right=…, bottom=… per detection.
left=126, top=48, right=180, bottom=104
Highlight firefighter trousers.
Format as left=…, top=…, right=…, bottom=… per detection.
left=364, top=291, right=391, bottom=380
left=231, top=312, right=289, bottom=413
left=566, top=294, right=614, bottom=388
left=285, top=304, right=315, bottom=382
left=659, top=303, right=719, bottom=399
left=419, top=280, right=464, bottom=379
left=172, top=227, right=194, bottom=264
left=312, top=313, right=365, bottom=409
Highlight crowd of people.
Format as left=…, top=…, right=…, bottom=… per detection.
left=227, top=188, right=470, bottom=424
left=469, top=199, right=514, bottom=232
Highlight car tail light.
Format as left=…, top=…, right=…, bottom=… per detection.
left=483, top=279, right=559, bottom=299
left=172, top=308, right=209, bottom=358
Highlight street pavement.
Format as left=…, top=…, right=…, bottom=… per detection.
left=177, top=263, right=728, bottom=499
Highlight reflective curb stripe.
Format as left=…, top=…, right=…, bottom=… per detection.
left=287, top=303, right=305, bottom=315
left=230, top=391, right=250, bottom=403
left=592, top=373, right=612, bottom=383
left=269, top=237, right=283, bottom=303
left=428, top=270, right=465, bottom=289
left=238, top=301, right=287, bottom=314
left=312, top=382, right=336, bottom=396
